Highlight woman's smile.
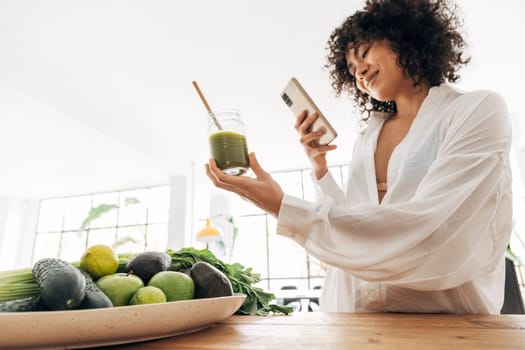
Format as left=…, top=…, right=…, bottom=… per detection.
left=365, top=71, right=379, bottom=89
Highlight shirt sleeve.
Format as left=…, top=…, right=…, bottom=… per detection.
left=311, top=170, right=346, bottom=205
left=276, top=92, right=512, bottom=291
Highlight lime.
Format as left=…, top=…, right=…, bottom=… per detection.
left=80, top=244, right=119, bottom=279
left=129, top=286, right=167, bottom=305
left=148, top=271, right=195, bottom=301
left=96, top=273, right=144, bottom=306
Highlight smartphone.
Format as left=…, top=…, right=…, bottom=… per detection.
left=280, top=77, right=337, bottom=145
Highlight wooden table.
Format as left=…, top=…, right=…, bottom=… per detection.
left=104, top=312, right=525, bottom=349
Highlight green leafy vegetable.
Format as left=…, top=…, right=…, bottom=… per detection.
left=163, top=247, right=292, bottom=315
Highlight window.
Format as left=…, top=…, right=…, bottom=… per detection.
left=196, top=165, right=348, bottom=292
left=33, top=185, right=170, bottom=264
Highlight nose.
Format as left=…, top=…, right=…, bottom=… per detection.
left=355, top=63, right=369, bottom=80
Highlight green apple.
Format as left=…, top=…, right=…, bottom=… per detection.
left=148, top=271, right=195, bottom=302
left=96, top=273, right=144, bottom=306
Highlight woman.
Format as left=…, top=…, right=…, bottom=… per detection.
left=206, top=0, right=512, bottom=314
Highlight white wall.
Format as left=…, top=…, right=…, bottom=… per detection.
left=0, top=199, right=11, bottom=258
left=0, top=198, right=39, bottom=269
left=167, top=174, right=193, bottom=250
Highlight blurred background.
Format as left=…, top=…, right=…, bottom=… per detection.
left=0, top=0, right=524, bottom=303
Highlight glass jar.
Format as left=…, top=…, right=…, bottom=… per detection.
left=208, top=108, right=250, bottom=176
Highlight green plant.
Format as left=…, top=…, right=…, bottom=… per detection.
left=214, top=216, right=239, bottom=262
left=77, top=197, right=141, bottom=249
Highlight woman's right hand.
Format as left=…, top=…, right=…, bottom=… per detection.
left=295, top=110, right=337, bottom=180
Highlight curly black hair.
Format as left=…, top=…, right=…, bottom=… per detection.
left=325, top=0, right=470, bottom=117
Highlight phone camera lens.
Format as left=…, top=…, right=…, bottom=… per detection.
left=281, top=93, right=293, bottom=107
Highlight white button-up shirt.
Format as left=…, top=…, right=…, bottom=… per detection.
left=276, top=84, right=513, bottom=314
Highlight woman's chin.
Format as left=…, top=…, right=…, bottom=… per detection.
left=370, top=93, right=388, bottom=102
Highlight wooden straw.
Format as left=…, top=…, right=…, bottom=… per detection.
left=192, top=81, right=223, bottom=130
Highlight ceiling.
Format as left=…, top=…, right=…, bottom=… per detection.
left=0, top=0, right=523, bottom=199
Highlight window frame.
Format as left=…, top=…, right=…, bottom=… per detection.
left=32, top=184, right=170, bottom=263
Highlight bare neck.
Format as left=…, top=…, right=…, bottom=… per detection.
left=391, top=83, right=431, bottom=122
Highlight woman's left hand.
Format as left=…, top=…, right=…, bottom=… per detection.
left=205, top=152, right=284, bottom=217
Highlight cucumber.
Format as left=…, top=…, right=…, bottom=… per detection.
left=0, top=295, right=47, bottom=312
left=32, top=258, right=86, bottom=310
left=78, top=270, right=113, bottom=309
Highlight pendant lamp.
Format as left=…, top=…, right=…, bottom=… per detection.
left=196, top=218, right=223, bottom=243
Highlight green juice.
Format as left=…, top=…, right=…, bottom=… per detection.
left=209, top=130, right=250, bottom=176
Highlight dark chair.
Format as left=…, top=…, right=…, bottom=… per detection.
left=501, top=257, right=525, bottom=314
left=279, top=285, right=321, bottom=312
left=310, top=285, right=322, bottom=308
left=281, top=285, right=298, bottom=290
left=307, top=300, right=320, bottom=312
left=280, top=286, right=301, bottom=312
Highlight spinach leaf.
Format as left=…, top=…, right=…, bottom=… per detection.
left=165, top=247, right=292, bottom=315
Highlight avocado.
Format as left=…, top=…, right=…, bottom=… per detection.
left=190, top=261, right=233, bottom=299
left=124, top=251, right=172, bottom=284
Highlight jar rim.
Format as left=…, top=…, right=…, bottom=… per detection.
left=208, top=107, right=240, bottom=115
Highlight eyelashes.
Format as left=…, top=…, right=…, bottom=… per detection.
left=347, top=43, right=371, bottom=77
left=362, top=46, right=370, bottom=58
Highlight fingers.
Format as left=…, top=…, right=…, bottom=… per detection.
left=295, top=110, right=319, bottom=135
left=206, top=158, right=222, bottom=180
left=303, top=145, right=337, bottom=160
left=300, top=129, right=325, bottom=146
left=206, top=161, right=229, bottom=183
left=205, top=162, right=263, bottom=208
left=314, top=144, right=338, bottom=155
left=205, top=158, right=253, bottom=191
left=309, top=143, right=337, bottom=153
left=205, top=162, right=231, bottom=190
left=294, top=110, right=308, bottom=130
left=204, top=153, right=283, bottom=217
left=248, top=153, right=268, bottom=179
left=206, top=168, right=250, bottom=199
